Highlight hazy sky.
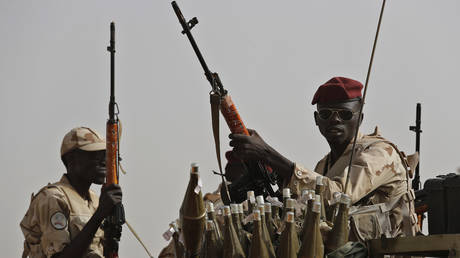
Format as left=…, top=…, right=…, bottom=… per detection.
left=1, top=0, right=459, bottom=256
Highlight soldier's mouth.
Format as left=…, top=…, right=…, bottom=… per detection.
left=326, top=127, right=344, bottom=133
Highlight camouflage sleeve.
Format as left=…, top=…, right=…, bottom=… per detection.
left=20, top=187, right=71, bottom=258
left=158, top=240, right=176, bottom=258
left=287, top=142, right=406, bottom=204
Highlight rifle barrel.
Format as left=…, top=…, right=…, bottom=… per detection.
left=108, top=22, right=116, bottom=121
left=415, top=103, right=421, bottom=152
left=410, top=103, right=422, bottom=190
left=171, top=1, right=215, bottom=87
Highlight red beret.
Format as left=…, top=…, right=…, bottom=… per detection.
left=311, top=77, right=363, bottom=105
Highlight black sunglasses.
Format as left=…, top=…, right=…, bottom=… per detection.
left=317, top=108, right=358, bottom=121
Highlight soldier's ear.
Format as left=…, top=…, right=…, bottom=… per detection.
left=62, top=149, right=79, bottom=172
left=314, top=111, right=319, bottom=126
left=61, top=152, right=72, bottom=169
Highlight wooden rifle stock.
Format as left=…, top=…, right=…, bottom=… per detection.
left=220, top=95, right=250, bottom=136
left=106, top=122, right=119, bottom=186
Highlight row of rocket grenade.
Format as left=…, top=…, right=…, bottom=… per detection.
left=167, top=163, right=352, bottom=258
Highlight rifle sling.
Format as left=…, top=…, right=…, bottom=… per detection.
left=210, top=93, right=232, bottom=203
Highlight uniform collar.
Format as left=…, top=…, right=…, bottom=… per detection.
left=342, top=131, right=365, bottom=156
left=59, top=174, right=96, bottom=203
left=323, top=130, right=369, bottom=175
left=59, top=174, right=72, bottom=186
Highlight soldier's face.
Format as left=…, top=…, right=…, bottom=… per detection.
left=314, top=100, right=362, bottom=146
left=69, top=149, right=107, bottom=185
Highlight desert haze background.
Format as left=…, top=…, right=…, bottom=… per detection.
left=1, top=0, right=459, bottom=256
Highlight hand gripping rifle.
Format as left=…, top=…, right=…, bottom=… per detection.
left=103, top=22, right=126, bottom=258
left=171, top=1, right=279, bottom=204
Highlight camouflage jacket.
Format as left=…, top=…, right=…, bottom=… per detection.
left=286, top=127, right=419, bottom=240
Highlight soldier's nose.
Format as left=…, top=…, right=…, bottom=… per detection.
left=330, top=112, right=341, bottom=122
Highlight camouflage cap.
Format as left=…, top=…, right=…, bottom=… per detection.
left=60, top=127, right=106, bottom=156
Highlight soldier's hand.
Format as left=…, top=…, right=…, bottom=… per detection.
left=230, top=129, right=295, bottom=180
left=229, top=129, right=270, bottom=162
left=96, top=184, right=122, bottom=218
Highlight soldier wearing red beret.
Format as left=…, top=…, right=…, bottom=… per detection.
left=229, top=76, right=419, bottom=241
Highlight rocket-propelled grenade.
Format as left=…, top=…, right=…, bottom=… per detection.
left=326, top=193, right=351, bottom=253
left=248, top=210, right=269, bottom=258
left=277, top=211, right=300, bottom=258
left=180, top=163, right=206, bottom=258
left=202, top=220, right=223, bottom=258
left=222, top=206, right=246, bottom=258
left=298, top=195, right=324, bottom=258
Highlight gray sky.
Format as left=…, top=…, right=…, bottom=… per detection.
left=1, top=0, right=459, bottom=256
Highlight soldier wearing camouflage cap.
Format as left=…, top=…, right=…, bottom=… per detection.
left=20, top=127, right=123, bottom=257
left=230, top=77, right=419, bottom=242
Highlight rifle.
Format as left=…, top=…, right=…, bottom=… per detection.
left=103, top=22, right=126, bottom=258
left=410, top=103, right=422, bottom=190
left=171, top=1, right=278, bottom=204
left=410, top=103, right=424, bottom=230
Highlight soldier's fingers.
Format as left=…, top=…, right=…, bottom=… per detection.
left=229, top=140, right=238, bottom=147
left=112, top=195, right=122, bottom=202
left=239, top=148, right=256, bottom=157
left=247, top=128, right=257, bottom=136
left=108, top=189, right=122, bottom=197
left=109, top=193, right=122, bottom=201
left=234, top=150, right=256, bottom=161
left=233, top=144, right=254, bottom=157
left=238, top=143, right=252, bottom=151
left=103, top=184, right=120, bottom=191
left=229, top=133, right=250, bottom=142
left=111, top=190, right=123, bottom=196
left=230, top=137, right=252, bottom=147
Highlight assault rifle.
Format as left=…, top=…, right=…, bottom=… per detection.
left=103, top=22, right=125, bottom=258
left=171, top=1, right=279, bottom=204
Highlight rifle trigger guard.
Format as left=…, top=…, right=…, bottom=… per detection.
left=114, top=102, right=120, bottom=116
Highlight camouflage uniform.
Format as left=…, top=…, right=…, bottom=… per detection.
left=20, top=175, right=104, bottom=257
left=287, top=127, right=419, bottom=241
left=20, top=127, right=106, bottom=257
